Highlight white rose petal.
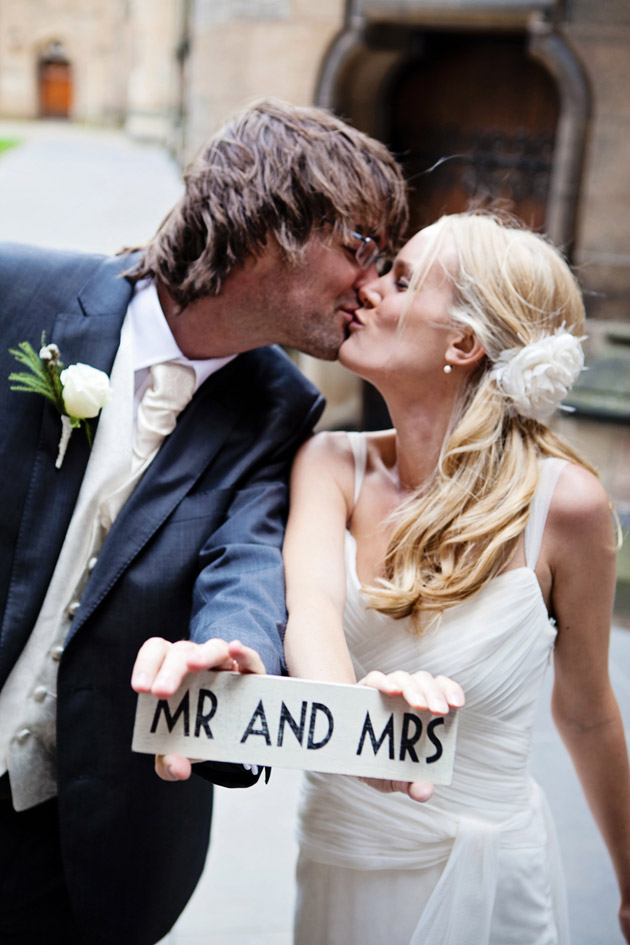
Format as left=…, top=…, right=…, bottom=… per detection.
left=491, top=331, right=584, bottom=421
left=60, top=363, right=112, bottom=419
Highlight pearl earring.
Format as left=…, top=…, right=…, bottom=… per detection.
left=443, top=364, right=452, bottom=374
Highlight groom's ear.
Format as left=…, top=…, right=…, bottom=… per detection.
left=445, top=328, right=486, bottom=371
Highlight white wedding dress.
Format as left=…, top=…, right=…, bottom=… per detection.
left=294, top=433, right=570, bottom=945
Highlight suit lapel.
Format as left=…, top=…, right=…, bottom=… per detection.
left=66, top=368, right=240, bottom=639
left=0, top=257, right=135, bottom=681
left=26, top=254, right=136, bottom=499
left=37, top=253, right=140, bottom=468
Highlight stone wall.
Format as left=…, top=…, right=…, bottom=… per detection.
left=565, top=3, right=630, bottom=322
left=181, top=0, right=344, bottom=159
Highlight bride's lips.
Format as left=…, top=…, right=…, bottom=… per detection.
left=346, top=309, right=364, bottom=330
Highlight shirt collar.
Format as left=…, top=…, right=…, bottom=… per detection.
left=129, top=279, right=235, bottom=392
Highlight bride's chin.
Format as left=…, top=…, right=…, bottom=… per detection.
left=339, top=353, right=374, bottom=386
left=338, top=347, right=359, bottom=372
left=339, top=338, right=377, bottom=376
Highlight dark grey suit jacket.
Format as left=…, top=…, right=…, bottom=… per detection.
left=0, top=244, right=324, bottom=944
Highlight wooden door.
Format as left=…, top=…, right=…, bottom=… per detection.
left=388, top=33, right=560, bottom=233
left=39, top=60, right=73, bottom=118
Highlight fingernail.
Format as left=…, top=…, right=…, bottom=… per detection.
left=167, top=765, right=178, bottom=780
left=132, top=672, right=150, bottom=690
left=432, top=700, right=449, bottom=715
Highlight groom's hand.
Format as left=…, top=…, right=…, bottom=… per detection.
left=131, top=637, right=266, bottom=781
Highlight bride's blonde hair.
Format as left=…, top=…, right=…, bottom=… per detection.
left=365, top=211, right=599, bottom=628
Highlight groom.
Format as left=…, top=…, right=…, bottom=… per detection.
left=0, top=99, right=408, bottom=945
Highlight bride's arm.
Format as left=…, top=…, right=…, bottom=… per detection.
left=545, top=464, right=630, bottom=943
left=283, top=431, right=357, bottom=684
left=283, top=432, right=464, bottom=804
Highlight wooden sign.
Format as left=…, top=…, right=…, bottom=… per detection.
left=132, top=672, right=459, bottom=784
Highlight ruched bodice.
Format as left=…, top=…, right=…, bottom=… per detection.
left=294, top=436, right=570, bottom=945
left=346, top=538, right=556, bottom=808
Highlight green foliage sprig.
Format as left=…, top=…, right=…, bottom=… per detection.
left=9, top=334, right=65, bottom=414
left=8, top=334, right=111, bottom=467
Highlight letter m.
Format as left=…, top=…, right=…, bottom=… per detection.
left=150, top=692, right=190, bottom=736
left=356, top=711, right=395, bottom=759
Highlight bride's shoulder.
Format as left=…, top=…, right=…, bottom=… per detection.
left=546, top=461, right=615, bottom=548
left=295, top=429, right=354, bottom=463
left=291, top=432, right=357, bottom=499
left=296, top=428, right=395, bottom=464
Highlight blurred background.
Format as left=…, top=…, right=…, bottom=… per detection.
left=0, top=3, right=628, bottom=942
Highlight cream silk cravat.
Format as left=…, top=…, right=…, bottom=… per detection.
left=132, top=361, right=196, bottom=473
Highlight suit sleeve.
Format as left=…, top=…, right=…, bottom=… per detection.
left=187, top=391, right=324, bottom=676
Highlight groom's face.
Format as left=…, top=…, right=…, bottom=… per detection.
left=245, top=230, right=383, bottom=361
left=163, top=226, right=385, bottom=362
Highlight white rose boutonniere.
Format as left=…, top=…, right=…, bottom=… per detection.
left=9, top=335, right=111, bottom=468
left=490, top=328, right=585, bottom=421
left=60, top=362, right=112, bottom=419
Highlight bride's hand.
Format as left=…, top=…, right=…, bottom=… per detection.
left=355, top=669, right=464, bottom=803
left=358, top=669, right=464, bottom=715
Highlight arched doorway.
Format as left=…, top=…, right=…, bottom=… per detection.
left=315, top=20, right=589, bottom=430
left=38, top=40, right=73, bottom=119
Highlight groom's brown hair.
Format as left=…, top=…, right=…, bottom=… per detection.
left=127, top=98, right=408, bottom=308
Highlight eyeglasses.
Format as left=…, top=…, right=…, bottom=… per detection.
left=324, top=219, right=382, bottom=270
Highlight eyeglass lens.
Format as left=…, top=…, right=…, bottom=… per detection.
left=354, top=233, right=380, bottom=269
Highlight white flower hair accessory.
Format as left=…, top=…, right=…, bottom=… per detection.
left=9, top=335, right=111, bottom=468
left=490, top=328, right=585, bottom=421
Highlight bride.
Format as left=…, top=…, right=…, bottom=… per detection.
left=283, top=211, right=630, bottom=944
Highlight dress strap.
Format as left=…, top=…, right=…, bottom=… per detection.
left=346, top=432, right=367, bottom=512
left=524, top=457, right=568, bottom=570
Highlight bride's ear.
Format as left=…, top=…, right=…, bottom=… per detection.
left=445, top=328, right=486, bottom=371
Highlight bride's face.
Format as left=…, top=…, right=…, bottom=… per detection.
left=339, top=225, right=458, bottom=390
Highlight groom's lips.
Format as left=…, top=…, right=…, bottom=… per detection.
left=339, top=307, right=358, bottom=338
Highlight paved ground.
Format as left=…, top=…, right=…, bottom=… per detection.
left=0, top=118, right=183, bottom=253
left=1, top=119, right=628, bottom=945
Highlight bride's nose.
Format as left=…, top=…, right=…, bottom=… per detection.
left=358, top=282, right=381, bottom=308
